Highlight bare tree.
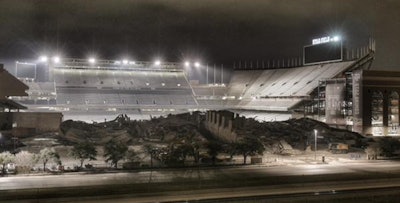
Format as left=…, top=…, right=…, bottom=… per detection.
left=14, top=151, right=38, bottom=174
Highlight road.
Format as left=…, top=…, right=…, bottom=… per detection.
left=1, top=160, right=400, bottom=202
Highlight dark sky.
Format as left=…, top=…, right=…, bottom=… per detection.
left=0, top=0, right=399, bottom=69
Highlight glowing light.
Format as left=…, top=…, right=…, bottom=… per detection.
left=154, top=60, right=161, bottom=66
left=53, top=56, right=60, bottom=63
left=185, top=61, right=190, bottom=67
left=194, top=62, right=200, bottom=68
left=332, top=36, right=340, bottom=42
left=39, top=55, right=48, bottom=62
left=129, top=61, right=136, bottom=65
left=88, top=58, right=96, bottom=64
left=122, top=59, right=128, bottom=65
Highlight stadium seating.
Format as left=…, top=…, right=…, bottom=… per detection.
left=19, top=60, right=355, bottom=122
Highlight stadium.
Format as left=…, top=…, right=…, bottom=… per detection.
left=2, top=36, right=398, bottom=137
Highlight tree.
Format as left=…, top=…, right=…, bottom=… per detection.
left=143, top=144, right=159, bottom=168
left=0, top=151, right=14, bottom=175
left=125, top=148, right=140, bottom=162
left=14, top=151, right=38, bottom=174
left=378, top=138, right=400, bottom=157
left=236, top=137, right=265, bottom=164
left=206, top=141, right=223, bottom=165
left=70, top=142, right=97, bottom=168
left=38, top=148, right=60, bottom=171
left=103, top=139, right=128, bottom=168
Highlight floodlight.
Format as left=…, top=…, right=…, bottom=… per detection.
left=39, top=55, right=48, bottom=62
left=88, top=58, right=96, bottom=64
left=185, top=61, right=190, bottom=67
left=122, top=59, right=128, bottom=65
left=129, top=61, right=136, bottom=65
left=53, top=56, right=60, bottom=63
left=194, top=62, right=200, bottom=68
left=332, top=36, right=340, bottom=42
left=155, top=60, right=161, bottom=66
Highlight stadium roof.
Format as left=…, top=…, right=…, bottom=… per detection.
left=0, top=65, right=28, bottom=98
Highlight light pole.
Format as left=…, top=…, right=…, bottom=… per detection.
left=314, top=129, right=318, bottom=160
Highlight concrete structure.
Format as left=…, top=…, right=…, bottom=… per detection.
left=356, top=70, right=400, bottom=136
left=0, top=65, right=62, bottom=136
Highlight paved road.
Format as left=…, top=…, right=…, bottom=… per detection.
left=1, top=160, right=400, bottom=202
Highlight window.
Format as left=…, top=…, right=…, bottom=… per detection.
left=388, top=91, right=399, bottom=131
left=371, top=91, right=383, bottom=126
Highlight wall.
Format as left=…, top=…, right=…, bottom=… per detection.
left=0, top=112, right=62, bottom=135
left=205, top=110, right=237, bottom=142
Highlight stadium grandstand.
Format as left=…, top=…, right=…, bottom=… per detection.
left=10, top=37, right=400, bottom=137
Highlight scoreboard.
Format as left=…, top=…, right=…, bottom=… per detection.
left=303, top=36, right=343, bottom=65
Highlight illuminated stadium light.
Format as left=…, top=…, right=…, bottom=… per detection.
left=88, top=58, right=96, bottom=64
left=129, top=61, right=136, bottom=65
left=154, top=60, right=161, bottom=66
left=185, top=61, right=190, bottom=67
left=161, top=83, right=165, bottom=86
left=39, top=55, right=48, bottom=63
left=122, top=59, right=128, bottom=65
left=114, top=61, right=121, bottom=65
left=177, top=83, right=181, bottom=87
left=194, top=62, right=200, bottom=68
left=53, top=56, right=60, bottom=63
left=238, top=96, right=243, bottom=100
left=146, top=82, right=150, bottom=86
left=332, top=36, right=341, bottom=42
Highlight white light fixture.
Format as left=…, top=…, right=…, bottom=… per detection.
left=88, top=58, right=96, bottom=64
left=39, top=55, right=48, bottom=62
left=185, top=61, right=190, bottom=67
left=155, top=60, right=161, bottom=66
left=122, top=59, right=128, bottom=65
left=53, top=56, right=60, bottom=63
left=129, top=61, right=136, bottom=65
left=194, top=62, right=200, bottom=68
left=332, top=36, right=340, bottom=42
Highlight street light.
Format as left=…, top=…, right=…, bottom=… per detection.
left=314, top=129, right=318, bottom=160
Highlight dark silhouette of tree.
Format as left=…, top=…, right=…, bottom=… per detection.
left=144, top=144, right=160, bottom=168
left=103, top=139, right=128, bottom=168
left=207, top=141, right=223, bottom=165
left=70, top=141, right=97, bottom=168
left=236, top=137, right=265, bottom=164
left=125, top=148, right=140, bottom=162
left=378, top=138, right=400, bottom=157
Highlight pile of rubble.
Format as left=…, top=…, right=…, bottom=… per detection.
left=16, top=112, right=365, bottom=156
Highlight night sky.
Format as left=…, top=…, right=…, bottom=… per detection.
left=0, top=0, right=399, bottom=70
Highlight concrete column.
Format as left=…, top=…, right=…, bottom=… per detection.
left=228, top=119, right=232, bottom=132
